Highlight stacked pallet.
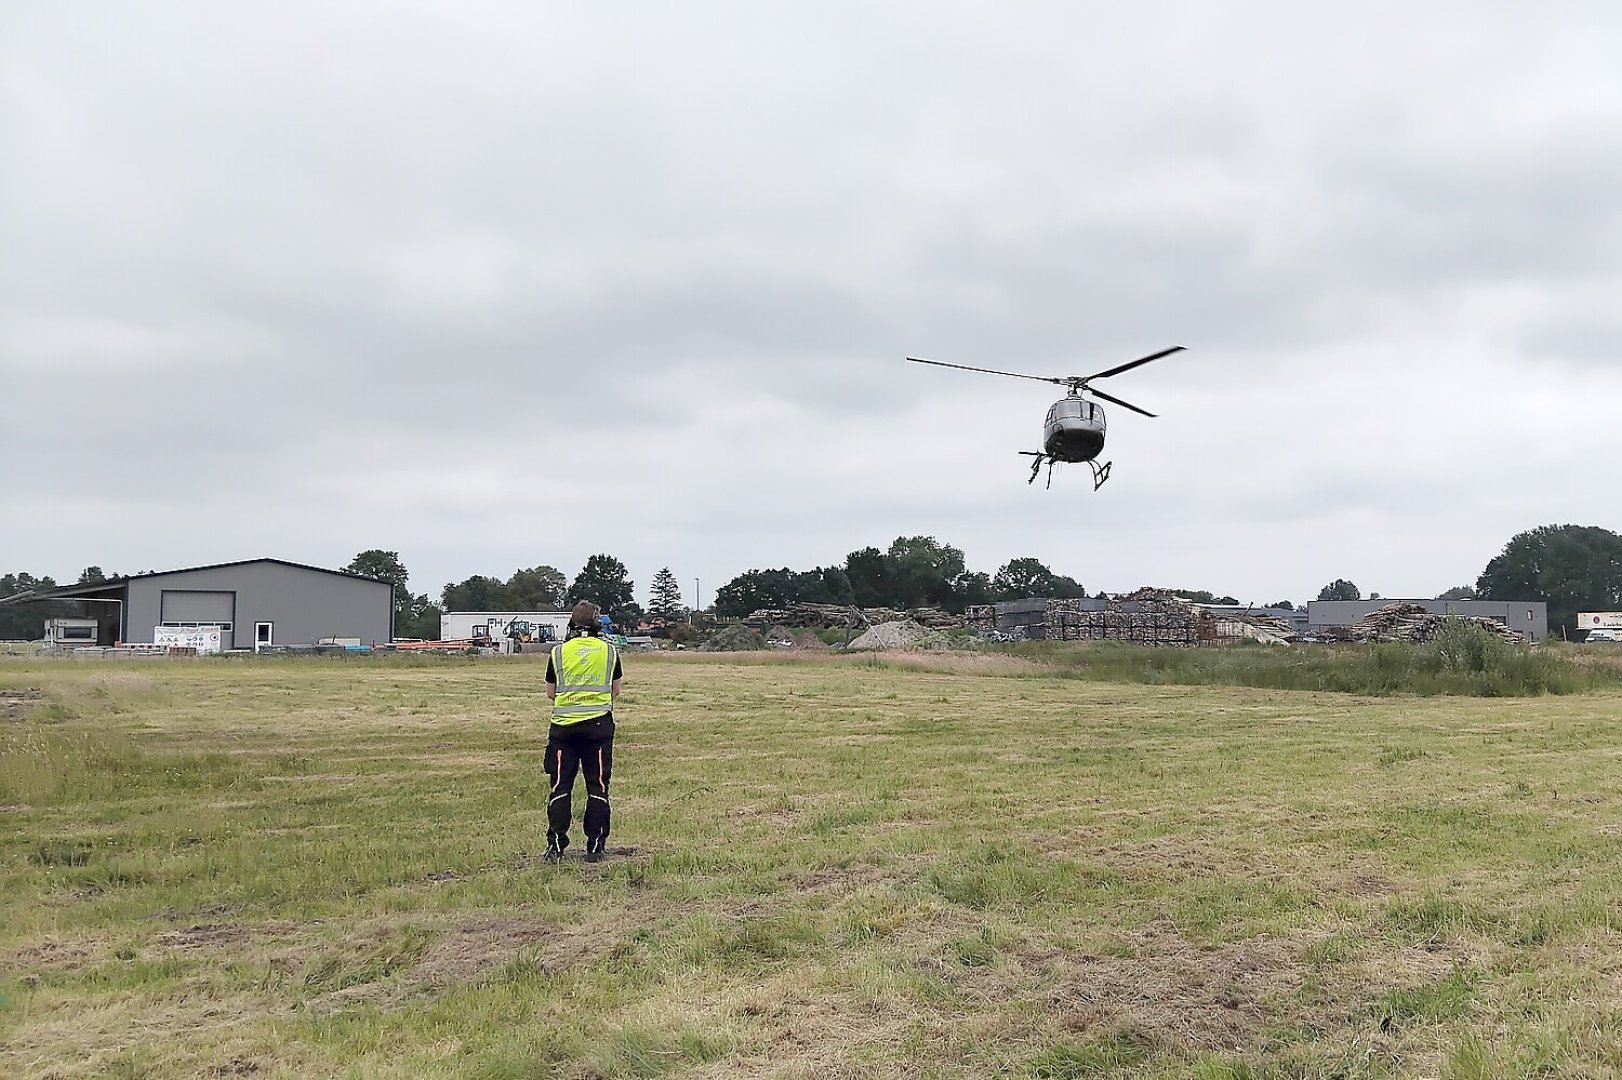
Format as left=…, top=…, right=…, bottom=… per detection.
left=1046, top=590, right=1202, bottom=647
left=965, top=605, right=996, bottom=633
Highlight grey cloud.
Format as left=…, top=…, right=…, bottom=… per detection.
left=5, top=3, right=1622, bottom=601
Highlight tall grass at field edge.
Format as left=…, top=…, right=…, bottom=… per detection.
left=1012, top=623, right=1619, bottom=697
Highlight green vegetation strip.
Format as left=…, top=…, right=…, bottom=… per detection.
left=3, top=654, right=1622, bottom=1078
left=1008, top=627, right=1622, bottom=696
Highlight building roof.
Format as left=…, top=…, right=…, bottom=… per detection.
left=0, top=558, right=393, bottom=604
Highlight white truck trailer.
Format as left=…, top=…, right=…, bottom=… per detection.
left=439, top=611, right=573, bottom=653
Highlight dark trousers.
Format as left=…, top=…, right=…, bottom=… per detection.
left=545, top=714, right=614, bottom=851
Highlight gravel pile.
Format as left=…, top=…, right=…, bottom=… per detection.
left=793, top=630, right=830, bottom=650
left=847, top=620, right=951, bottom=650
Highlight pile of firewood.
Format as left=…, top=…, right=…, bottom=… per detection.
left=741, top=603, right=864, bottom=629
left=908, top=607, right=967, bottom=630
left=1313, top=602, right=1525, bottom=644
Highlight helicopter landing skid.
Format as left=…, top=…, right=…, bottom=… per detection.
left=1018, top=453, right=1112, bottom=491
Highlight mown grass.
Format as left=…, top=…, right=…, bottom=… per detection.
left=3, top=654, right=1622, bottom=1078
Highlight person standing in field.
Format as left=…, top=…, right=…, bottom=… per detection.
left=543, top=601, right=623, bottom=863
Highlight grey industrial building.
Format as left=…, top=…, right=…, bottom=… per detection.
left=1307, top=598, right=1547, bottom=641
left=18, top=558, right=394, bottom=649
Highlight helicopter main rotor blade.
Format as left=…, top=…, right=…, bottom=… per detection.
left=1083, top=345, right=1186, bottom=382
left=906, top=357, right=1064, bottom=385
left=1087, top=386, right=1157, bottom=418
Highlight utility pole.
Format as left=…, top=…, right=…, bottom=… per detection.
left=693, top=578, right=700, bottom=621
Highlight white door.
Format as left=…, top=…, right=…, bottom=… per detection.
left=255, top=622, right=274, bottom=651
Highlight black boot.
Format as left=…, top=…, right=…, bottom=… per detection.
left=544, top=832, right=569, bottom=863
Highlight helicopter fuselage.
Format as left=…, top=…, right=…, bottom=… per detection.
left=1042, top=394, right=1106, bottom=463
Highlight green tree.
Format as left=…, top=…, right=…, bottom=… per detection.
left=345, top=550, right=409, bottom=588
left=993, top=558, right=1054, bottom=599
left=347, top=550, right=435, bottom=639
left=843, top=546, right=889, bottom=608
left=1436, top=585, right=1478, bottom=600
left=1317, top=579, right=1361, bottom=601
left=816, top=566, right=856, bottom=606
left=442, top=575, right=510, bottom=612
left=0, top=572, right=74, bottom=640
left=1265, top=600, right=1297, bottom=611
left=992, top=558, right=1087, bottom=601
left=713, top=564, right=859, bottom=616
left=396, top=594, right=443, bottom=640
left=569, top=554, right=640, bottom=628
left=649, top=567, right=684, bottom=620
left=78, top=566, right=111, bottom=584
left=506, top=565, right=566, bottom=609
left=886, top=535, right=966, bottom=609
left=953, top=570, right=994, bottom=608
left=714, top=568, right=799, bottom=617
left=1476, top=524, right=1622, bottom=638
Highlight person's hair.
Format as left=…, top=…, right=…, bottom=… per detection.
left=569, top=601, right=601, bottom=634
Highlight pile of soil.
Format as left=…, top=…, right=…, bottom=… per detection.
left=793, top=630, right=830, bottom=650
left=700, top=625, right=767, bottom=651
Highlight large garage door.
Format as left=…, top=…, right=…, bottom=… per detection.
left=160, top=590, right=235, bottom=626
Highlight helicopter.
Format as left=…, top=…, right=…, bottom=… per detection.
left=906, top=346, right=1186, bottom=490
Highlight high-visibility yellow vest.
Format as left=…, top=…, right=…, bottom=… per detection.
left=551, top=636, right=618, bottom=724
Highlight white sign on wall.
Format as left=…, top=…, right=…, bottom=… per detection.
left=1579, top=613, right=1622, bottom=630
left=155, top=626, right=224, bottom=654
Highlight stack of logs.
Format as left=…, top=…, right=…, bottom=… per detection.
left=1315, top=602, right=1526, bottom=644
left=973, top=589, right=1282, bottom=647
left=742, top=602, right=965, bottom=631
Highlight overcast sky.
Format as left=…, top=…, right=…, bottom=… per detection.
left=4, top=2, right=1620, bottom=608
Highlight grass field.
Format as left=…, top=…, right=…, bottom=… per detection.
left=4, top=651, right=1622, bottom=1078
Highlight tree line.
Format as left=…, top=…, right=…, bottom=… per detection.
left=711, top=536, right=1090, bottom=617
left=3, top=524, right=1620, bottom=640
left=342, top=551, right=685, bottom=640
